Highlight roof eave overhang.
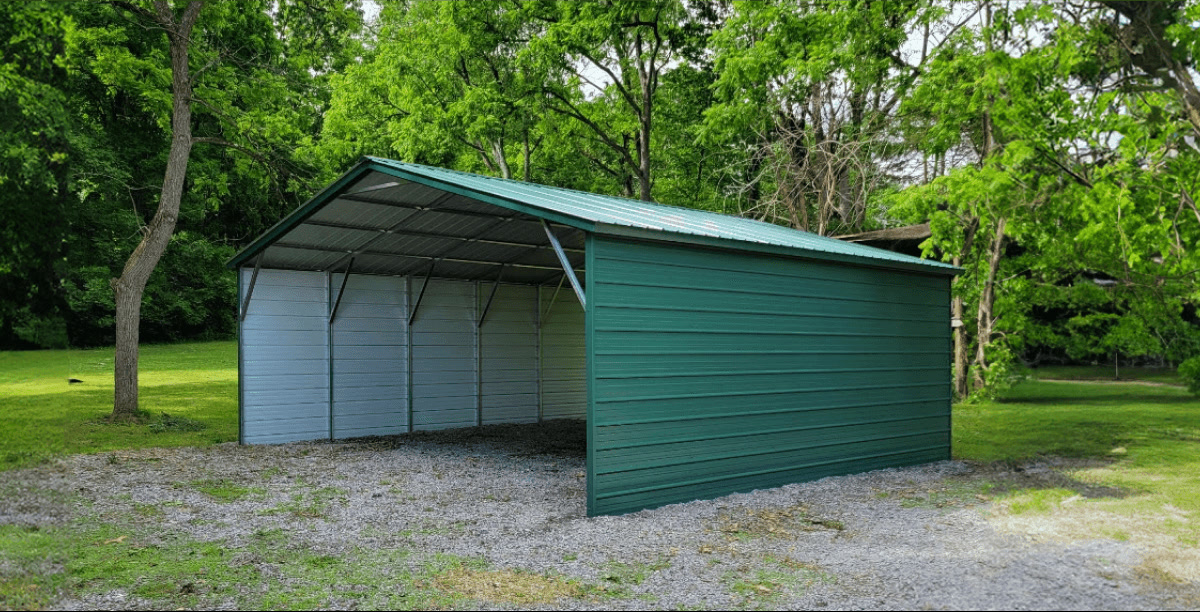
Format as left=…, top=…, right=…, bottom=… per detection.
left=226, top=158, right=595, bottom=269
left=593, top=223, right=963, bottom=277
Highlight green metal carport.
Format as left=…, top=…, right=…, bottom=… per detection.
left=229, top=156, right=960, bottom=516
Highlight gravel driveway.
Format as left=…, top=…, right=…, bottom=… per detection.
left=2, top=420, right=1194, bottom=610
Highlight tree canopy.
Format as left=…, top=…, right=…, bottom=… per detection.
left=2, top=0, right=1197, bottom=401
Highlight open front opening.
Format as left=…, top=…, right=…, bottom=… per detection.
left=236, top=169, right=588, bottom=444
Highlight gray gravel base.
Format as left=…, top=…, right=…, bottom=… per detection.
left=1, top=420, right=1191, bottom=610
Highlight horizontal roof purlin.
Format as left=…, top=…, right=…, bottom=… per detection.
left=228, top=157, right=960, bottom=276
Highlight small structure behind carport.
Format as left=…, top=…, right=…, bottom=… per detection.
left=229, top=157, right=960, bottom=516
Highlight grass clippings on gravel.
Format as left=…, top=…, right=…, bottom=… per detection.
left=187, top=478, right=266, bottom=503
left=712, top=505, right=845, bottom=541
left=725, top=556, right=833, bottom=606
left=430, top=566, right=584, bottom=605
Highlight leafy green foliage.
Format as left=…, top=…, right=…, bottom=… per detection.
left=1179, top=357, right=1200, bottom=395
left=0, top=1, right=362, bottom=349
left=705, top=0, right=937, bottom=234
left=0, top=0, right=1195, bottom=376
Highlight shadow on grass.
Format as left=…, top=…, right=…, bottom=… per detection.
left=1000, top=393, right=1197, bottom=406
left=955, top=380, right=1200, bottom=497
left=967, top=459, right=1142, bottom=499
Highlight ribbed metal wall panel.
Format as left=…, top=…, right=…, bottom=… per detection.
left=588, top=237, right=952, bottom=515
left=540, top=285, right=586, bottom=419
left=242, top=269, right=588, bottom=442
left=330, top=273, right=408, bottom=438
left=240, top=269, right=330, bottom=444
left=410, top=279, right=479, bottom=430
left=480, top=284, right=539, bottom=424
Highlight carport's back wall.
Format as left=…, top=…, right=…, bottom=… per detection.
left=238, top=269, right=584, bottom=444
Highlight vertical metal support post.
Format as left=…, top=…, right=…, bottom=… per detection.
left=326, top=271, right=334, bottom=441
left=239, top=256, right=263, bottom=321
left=536, top=284, right=543, bottom=423
left=405, top=275, right=414, bottom=433
left=237, top=267, right=245, bottom=444
left=584, top=234, right=596, bottom=515
left=327, top=259, right=355, bottom=441
left=542, top=220, right=585, bottom=308
left=474, top=281, right=482, bottom=427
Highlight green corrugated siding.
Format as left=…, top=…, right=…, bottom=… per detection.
left=588, top=236, right=952, bottom=516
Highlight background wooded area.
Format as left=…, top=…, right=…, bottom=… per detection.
left=2, top=0, right=1198, bottom=399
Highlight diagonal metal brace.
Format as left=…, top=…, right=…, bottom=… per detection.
left=239, top=256, right=264, bottom=321
left=407, top=260, right=436, bottom=326
left=539, top=274, right=566, bottom=329
left=477, top=265, right=506, bottom=328
left=542, top=220, right=585, bottom=308
left=328, top=257, right=355, bottom=325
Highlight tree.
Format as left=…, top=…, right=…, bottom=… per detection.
left=522, top=0, right=714, bottom=201
left=892, top=1, right=1078, bottom=396
left=0, top=4, right=80, bottom=348
left=318, top=1, right=540, bottom=179
left=705, top=0, right=954, bottom=234
left=82, top=0, right=361, bottom=418
left=99, top=1, right=201, bottom=420
left=894, top=0, right=1200, bottom=397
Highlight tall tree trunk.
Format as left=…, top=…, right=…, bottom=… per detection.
left=635, top=23, right=653, bottom=202
left=522, top=129, right=531, bottom=182
left=971, top=216, right=1006, bottom=391
left=952, top=218, right=978, bottom=399
left=969, top=0, right=1000, bottom=393
left=636, top=84, right=652, bottom=201
left=111, top=1, right=202, bottom=419
left=952, top=294, right=969, bottom=398
left=491, top=139, right=511, bottom=180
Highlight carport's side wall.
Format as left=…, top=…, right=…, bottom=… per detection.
left=587, top=237, right=952, bottom=516
left=239, top=269, right=584, bottom=443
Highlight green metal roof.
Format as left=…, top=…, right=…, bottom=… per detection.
left=229, top=157, right=959, bottom=276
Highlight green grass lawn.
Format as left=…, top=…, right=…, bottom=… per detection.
left=0, top=341, right=238, bottom=470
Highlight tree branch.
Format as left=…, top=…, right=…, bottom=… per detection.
left=574, top=47, right=642, bottom=116
left=1035, top=146, right=1093, bottom=188
left=540, top=86, right=637, bottom=170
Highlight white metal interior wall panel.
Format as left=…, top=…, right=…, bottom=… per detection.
left=479, top=284, right=539, bottom=425
left=410, top=279, right=479, bottom=430
left=540, top=285, right=587, bottom=419
left=330, top=273, right=409, bottom=438
left=240, top=268, right=330, bottom=444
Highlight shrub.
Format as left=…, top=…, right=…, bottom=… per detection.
left=148, top=412, right=207, bottom=433
left=1179, top=357, right=1200, bottom=396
